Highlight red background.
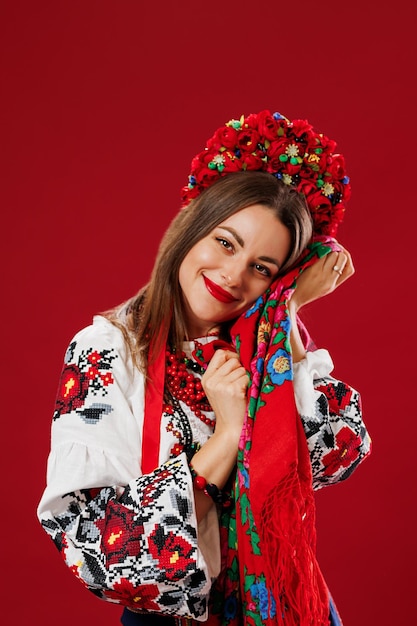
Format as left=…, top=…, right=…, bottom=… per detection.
left=1, top=1, right=416, bottom=624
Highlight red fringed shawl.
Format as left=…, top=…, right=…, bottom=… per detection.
left=209, top=238, right=340, bottom=626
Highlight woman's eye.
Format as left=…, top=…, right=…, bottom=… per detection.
left=255, top=264, right=272, bottom=277
left=216, top=237, right=233, bottom=250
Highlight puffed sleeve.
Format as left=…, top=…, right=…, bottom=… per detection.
left=292, top=348, right=371, bottom=490
left=37, top=316, right=218, bottom=620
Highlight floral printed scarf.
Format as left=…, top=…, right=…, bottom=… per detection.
left=209, top=237, right=339, bottom=626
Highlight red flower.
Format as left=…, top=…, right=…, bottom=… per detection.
left=237, top=128, right=261, bottom=153
left=87, top=351, right=101, bottom=365
left=315, top=133, right=337, bottom=154
left=54, top=364, right=89, bottom=417
left=241, top=152, right=264, bottom=171
left=207, top=126, right=239, bottom=150
left=222, top=150, right=243, bottom=172
left=170, top=443, right=184, bottom=456
left=95, top=500, right=144, bottom=566
left=148, top=526, right=195, bottom=581
left=100, top=372, right=114, bottom=386
left=322, top=427, right=362, bottom=476
left=87, top=366, right=99, bottom=380
left=291, top=118, right=313, bottom=136
left=248, top=110, right=280, bottom=141
left=265, top=137, right=291, bottom=169
left=327, top=153, right=347, bottom=180
left=104, top=579, right=161, bottom=610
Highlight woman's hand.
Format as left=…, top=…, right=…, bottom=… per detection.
left=288, top=245, right=354, bottom=362
left=290, top=245, right=354, bottom=312
left=201, top=348, right=248, bottom=440
left=191, top=349, right=247, bottom=520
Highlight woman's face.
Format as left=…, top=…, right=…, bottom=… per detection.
left=178, top=204, right=292, bottom=338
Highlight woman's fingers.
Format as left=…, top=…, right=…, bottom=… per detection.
left=201, top=349, right=248, bottom=425
left=326, top=247, right=354, bottom=286
left=203, top=350, right=247, bottom=388
left=290, top=244, right=355, bottom=309
left=204, top=349, right=242, bottom=376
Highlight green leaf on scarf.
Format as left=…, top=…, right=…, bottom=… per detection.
left=228, top=515, right=237, bottom=549
left=264, top=298, right=278, bottom=310
left=243, top=572, right=257, bottom=591
left=307, top=241, right=333, bottom=259
left=240, top=507, right=262, bottom=556
left=272, top=331, right=285, bottom=345
left=248, top=395, right=258, bottom=417
left=315, top=242, right=333, bottom=258
left=240, top=492, right=250, bottom=525
left=262, top=382, right=275, bottom=394
left=227, top=555, right=240, bottom=582
left=246, top=609, right=264, bottom=626
left=250, top=527, right=261, bottom=555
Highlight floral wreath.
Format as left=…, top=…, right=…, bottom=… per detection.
left=181, top=110, right=351, bottom=236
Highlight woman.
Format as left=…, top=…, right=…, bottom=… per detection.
left=38, top=111, right=371, bottom=626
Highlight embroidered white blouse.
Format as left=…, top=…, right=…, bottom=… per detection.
left=38, top=315, right=370, bottom=619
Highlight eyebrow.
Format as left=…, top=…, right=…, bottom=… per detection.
left=218, top=226, right=281, bottom=269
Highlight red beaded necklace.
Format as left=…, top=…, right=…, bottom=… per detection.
left=165, top=345, right=215, bottom=428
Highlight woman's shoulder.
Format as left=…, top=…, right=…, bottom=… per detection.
left=65, top=315, right=131, bottom=362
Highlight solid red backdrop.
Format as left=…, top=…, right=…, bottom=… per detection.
left=1, top=1, right=416, bottom=624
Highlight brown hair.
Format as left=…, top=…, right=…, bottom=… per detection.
left=106, top=171, right=312, bottom=374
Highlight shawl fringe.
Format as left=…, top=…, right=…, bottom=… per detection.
left=259, top=462, right=329, bottom=625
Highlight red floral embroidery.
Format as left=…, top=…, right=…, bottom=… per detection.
left=55, top=364, right=90, bottom=415
left=53, top=344, right=117, bottom=419
left=148, top=526, right=195, bottom=580
left=170, top=443, right=184, bottom=457
left=95, top=500, right=144, bottom=566
left=87, top=351, right=102, bottom=365
left=322, top=426, right=362, bottom=476
left=87, top=366, right=99, bottom=380
left=100, top=372, right=114, bottom=386
left=104, top=579, right=161, bottom=610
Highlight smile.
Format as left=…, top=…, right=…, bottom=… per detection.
left=203, top=276, right=239, bottom=303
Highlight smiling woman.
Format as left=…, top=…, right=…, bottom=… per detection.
left=37, top=110, right=371, bottom=626
left=178, top=202, right=292, bottom=337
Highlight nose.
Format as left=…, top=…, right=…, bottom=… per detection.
left=221, top=260, right=245, bottom=288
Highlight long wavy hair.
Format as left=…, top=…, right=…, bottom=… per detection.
left=105, top=171, right=313, bottom=375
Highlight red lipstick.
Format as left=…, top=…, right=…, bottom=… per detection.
left=203, top=276, right=238, bottom=303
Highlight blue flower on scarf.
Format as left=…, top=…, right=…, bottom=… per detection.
left=239, top=466, right=249, bottom=488
left=250, top=581, right=270, bottom=620
left=245, top=295, right=264, bottom=318
left=266, top=348, right=292, bottom=385
left=224, top=593, right=238, bottom=619
left=279, top=313, right=291, bottom=335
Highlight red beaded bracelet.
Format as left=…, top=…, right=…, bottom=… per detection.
left=189, top=465, right=232, bottom=508
left=189, top=465, right=211, bottom=494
